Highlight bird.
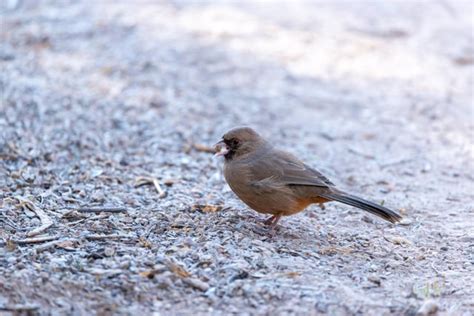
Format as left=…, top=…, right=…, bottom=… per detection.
left=214, top=127, right=402, bottom=229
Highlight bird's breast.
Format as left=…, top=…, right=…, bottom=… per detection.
left=223, top=162, right=252, bottom=196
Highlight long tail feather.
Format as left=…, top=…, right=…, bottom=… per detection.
left=320, top=192, right=402, bottom=223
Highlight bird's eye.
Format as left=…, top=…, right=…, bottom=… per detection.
left=231, top=139, right=239, bottom=147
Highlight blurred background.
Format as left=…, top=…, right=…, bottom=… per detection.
left=1, top=0, right=472, bottom=164
left=1, top=0, right=473, bottom=315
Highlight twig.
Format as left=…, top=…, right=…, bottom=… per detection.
left=380, top=158, right=413, bottom=169
left=67, top=218, right=88, bottom=226
left=84, top=234, right=134, bottom=240
left=14, top=196, right=53, bottom=237
left=12, top=235, right=59, bottom=245
left=318, top=132, right=336, bottom=141
left=67, top=214, right=109, bottom=227
left=86, top=268, right=123, bottom=276
left=192, top=143, right=215, bottom=153
left=0, top=304, right=40, bottom=312
left=431, top=262, right=443, bottom=276
left=182, top=277, right=210, bottom=292
left=77, top=207, right=128, bottom=213
left=348, top=147, right=375, bottom=160
left=34, top=238, right=77, bottom=253
left=135, top=176, right=167, bottom=198
left=62, top=197, right=82, bottom=203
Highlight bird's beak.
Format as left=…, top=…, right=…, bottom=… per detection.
left=214, top=140, right=229, bottom=157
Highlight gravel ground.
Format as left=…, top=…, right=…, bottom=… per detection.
left=1, top=1, right=473, bottom=315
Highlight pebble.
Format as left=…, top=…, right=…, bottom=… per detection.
left=182, top=277, right=210, bottom=292
left=104, top=247, right=115, bottom=257
left=416, top=300, right=439, bottom=316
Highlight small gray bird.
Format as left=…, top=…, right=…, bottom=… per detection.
left=215, top=127, right=402, bottom=228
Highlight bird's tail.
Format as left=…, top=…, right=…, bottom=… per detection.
left=319, top=192, right=402, bottom=223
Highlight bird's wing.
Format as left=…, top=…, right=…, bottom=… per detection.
left=249, top=175, right=288, bottom=195
left=247, top=149, right=334, bottom=188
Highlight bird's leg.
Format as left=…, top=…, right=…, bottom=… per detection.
left=263, top=215, right=277, bottom=226
left=318, top=203, right=326, bottom=210
left=265, top=215, right=282, bottom=238
left=270, top=215, right=282, bottom=228
left=263, top=215, right=282, bottom=237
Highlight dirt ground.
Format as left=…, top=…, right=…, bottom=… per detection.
left=1, top=0, right=473, bottom=315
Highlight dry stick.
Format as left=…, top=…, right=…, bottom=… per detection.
left=12, top=235, right=59, bottom=245
left=431, top=262, right=442, bottom=276
left=68, top=214, right=109, bottom=227
left=348, top=147, right=375, bottom=160
left=152, top=178, right=167, bottom=198
left=14, top=196, right=53, bottom=237
left=86, top=268, right=123, bottom=276
left=135, top=176, right=166, bottom=198
left=84, top=234, right=134, bottom=240
left=192, top=143, right=215, bottom=153
left=380, top=158, right=413, bottom=169
left=67, top=218, right=87, bottom=226
left=182, top=277, right=210, bottom=292
left=77, top=207, right=128, bottom=213
left=34, top=238, right=77, bottom=253
left=0, top=304, right=40, bottom=312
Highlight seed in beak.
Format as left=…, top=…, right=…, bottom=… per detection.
left=214, top=141, right=229, bottom=157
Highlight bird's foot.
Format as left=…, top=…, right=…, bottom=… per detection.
left=263, top=215, right=281, bottom=227
left=263, top=215, right=281, bottom=236
left=263, top=215, right=276, bottom=226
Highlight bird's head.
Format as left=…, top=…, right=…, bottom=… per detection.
left=214, top=127, right=266, bottom=160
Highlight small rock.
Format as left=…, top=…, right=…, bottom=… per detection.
left=7, top=256, right=17, bottom=264
left=361, top=215, right=374, bottom=224
left=416, top=300, right=438, bottom=316
left=104, top=247, right=115, bottom=257
left=386, top=236, right=412, bottom=246
left=398, top=217, right=413, bottom=226
left=369, top=264, right=379, bottom=272
left=421, top=163, right=432, bottom=173
left=182, top=277, right=210, bottom=292
left=368, top=275, right=381, bottom=286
